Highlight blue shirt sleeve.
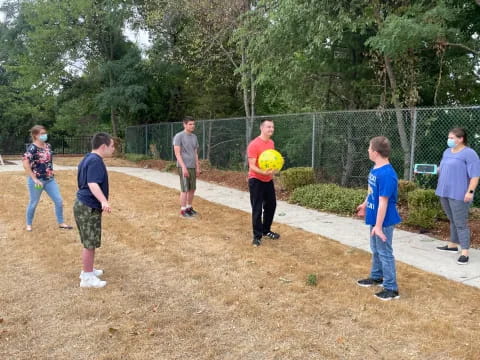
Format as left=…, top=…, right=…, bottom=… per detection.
left=466, top=149, right=480, bottom=178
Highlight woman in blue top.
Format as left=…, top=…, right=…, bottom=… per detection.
left=22, top=125, right=72, bottom=232
left=435, top=128, right=480, bottom=265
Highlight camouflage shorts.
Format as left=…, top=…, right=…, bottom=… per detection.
left=178, top=167, right=196, bottom=192
left=73, top=199, right=102, bottom=249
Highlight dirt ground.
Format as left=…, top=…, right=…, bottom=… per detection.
left=1, top=164, right=480, bottom=359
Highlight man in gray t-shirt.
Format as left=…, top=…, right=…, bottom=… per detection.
left=173, top=116, right=201, bottom=217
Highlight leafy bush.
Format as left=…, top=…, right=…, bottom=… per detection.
left=125, top=153, right=152, bottom=162
left=404, top=189, right=444, bottom=228
left=280, top=167, right=315, bottom=191
left=163, top=162, right=177, bottom=172
left=398, top=180, right=417, bottom=205
left=290, top=183, right=367, bottom=215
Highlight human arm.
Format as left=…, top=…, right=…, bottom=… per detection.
left=22, top=157, right=42, bottom=186
left=248, top=157, right=274, bottom=176
left=174, top=145, right=189, bottom=177
left=195, top=149, right=201, bottom=176
left=88, top=183, right=111, bottom=213
left=464, top=177, right=479, bottom=203
left=371, top=196, right=388, bottom=241
left=356, top=196, right=368, bottom=217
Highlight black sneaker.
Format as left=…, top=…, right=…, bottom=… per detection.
left=436, top=245, right=458, bottom=252
left=357, top=278, right=383, bottom=287
left=252, top=237, right=262, bottom=247
left=263, top=231, right=280, bottom=240
left=186, top=207, right=198, bottom=216
left=457, top=255, right=469, bottom=265
left=180, top=210, right=193, bottom=218
left=374, top=289, right=400, bottom=301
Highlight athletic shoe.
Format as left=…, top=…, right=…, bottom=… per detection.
left=180, top=210, right=193, bottom=218
left=436, top=245, right=459, bottom=252
left=186, top=207, right=198, bottom=216
left=80, top=275, right=107, bottom=288
left=457, top=255, right=469, bottom=265
left=252, top=237, right=262, bottom=247
left=263, top=231, right=280, bottom=240
left=357, top=278, right=383, bottom=287
left=374, top=289, right=400, bottom=301
left=79, top=269, right=104, bottom=279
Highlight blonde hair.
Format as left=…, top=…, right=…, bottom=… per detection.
left=30, top=125, right=46, bottom=142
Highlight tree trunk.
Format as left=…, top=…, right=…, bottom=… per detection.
left=384, top=56, right=410, bottom=179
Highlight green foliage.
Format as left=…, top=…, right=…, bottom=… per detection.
left=280, top=167, right=315, bottom=192
left=398, top=180, right=417, bottom=205
left=404, top=189, right=444, bottom=229
left=306, top=274, right=317, bottom=287
left=290, top=183, right=367, bottom=215
left=125, top=153, right=152, bottom=162
left=163, top=162, right=177, bottom=172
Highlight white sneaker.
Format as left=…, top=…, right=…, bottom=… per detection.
left=79, top=268, right=104, bottom=279
left=80, top=275, right=107, bottom=288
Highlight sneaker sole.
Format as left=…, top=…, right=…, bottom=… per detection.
left=80, top=282, right=107, bottom=288
left=457, top=261, right=469, bottom=265
left=374, top=294, right=400, bottom=301
left=357, top=283, right=383, bottom=288
left=436, top=248, right=458, bottom=252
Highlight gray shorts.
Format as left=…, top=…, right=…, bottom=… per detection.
left=73, top=199, right=102, bottom=249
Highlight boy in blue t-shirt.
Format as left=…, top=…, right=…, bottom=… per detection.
left=74, top=132, right=115, bottom=288
left=356, top=136, right=402, bottom=301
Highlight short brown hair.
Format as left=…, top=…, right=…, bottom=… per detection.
left=449, top=127, right=468, bottom=145
left=30, top=125, right=46, bottom=141
left=370, top=136, right=391, bottom=158
left=183, top=116, right=195, bottom=124
left=91, top=132, right=112, bottom=150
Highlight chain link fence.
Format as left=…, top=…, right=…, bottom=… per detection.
left=126, top=106, right=480, bottom=187
left=0, top=136, right=93, bottom=156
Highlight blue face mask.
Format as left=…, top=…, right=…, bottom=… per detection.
left=39, top=134, right=48, bottom=142
left=447, top=139, right=456, bottom=148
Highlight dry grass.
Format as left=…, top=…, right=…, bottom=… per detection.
left=1, top=170, right=480, bottom=360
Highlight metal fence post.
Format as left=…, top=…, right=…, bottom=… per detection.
left=145, top=124, right=148, bottom=155
left=311, top=114, right=316, bottom=168
left=408, top=108, right=418, bottom=181
left=202, top=121, right=206, bottom=160
left=170, top=123, right=174, bottom=161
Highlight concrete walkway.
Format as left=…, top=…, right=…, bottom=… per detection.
left=3, top=161, right=480, bottom=289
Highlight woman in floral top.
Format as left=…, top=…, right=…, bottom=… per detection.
left=22, top=125, right=72, bottom=231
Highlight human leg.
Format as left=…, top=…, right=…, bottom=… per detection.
left=375, top=225, right=398, bottom=292
left=262, top=180, right=277, bottom=235
left=43, top=178, right=66, bottom=225
left=74, top=199, right=105, bottom=288
left=439, top=197, right=460, bottom=248
left=248, top=178, right=264, bottom=241
left=369, top=225, right=383, bottom=281
left=26, top=177, right=43, bottom=227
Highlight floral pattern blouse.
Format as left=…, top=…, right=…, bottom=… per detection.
left=23, top=143, right=54, bottom=180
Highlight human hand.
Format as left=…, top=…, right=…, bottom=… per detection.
left=464, top=192, right=474, bottom=203
left=101, top=201, right=112, bottom=213
left=371, top=226, right=387, bottom=242
left=356, top=203, right=366, bottom=217
left=182, top=167, right=189, bottom=177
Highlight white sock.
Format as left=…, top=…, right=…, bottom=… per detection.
left=186, top=204, right=192, bottom=209
left=82, top=271, right=94, bottom=278
left=181, top=206, right=186, bottom=211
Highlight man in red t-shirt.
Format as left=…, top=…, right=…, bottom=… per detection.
left=247, top=119, right=281, bottom=247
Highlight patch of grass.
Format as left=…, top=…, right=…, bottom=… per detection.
left=306, top=274, right=317, bottom=286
